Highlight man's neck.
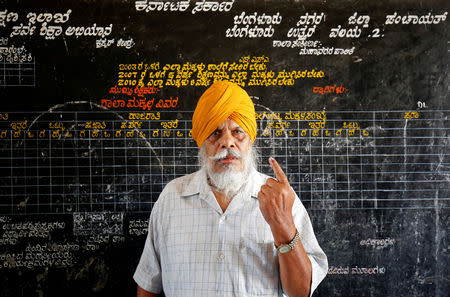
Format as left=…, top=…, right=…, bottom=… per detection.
left=212, top=189, right=234, bottom=213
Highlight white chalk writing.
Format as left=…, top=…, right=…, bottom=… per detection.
left=135, top=0, right=191, bottom=12
left=226, top=11, right=281, bottom=38
left=360, top=238, right=396, bottom=249
left=73, top=212, right=124, bottom=236
left=135, top=0, right=234, bottom=14
left=385, top=12, right=447, bottom=25
left=328, top=265, right=386, bottom=275
left=129, top=219, right=149, bottom=236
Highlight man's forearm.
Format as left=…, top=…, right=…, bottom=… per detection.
left=272, top=224, right=312, bottom=297
left=137, top=285, right=160, bottom=297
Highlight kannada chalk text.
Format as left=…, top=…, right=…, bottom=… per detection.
left=0, top=8, right=130, bottom=47
left=129, top=219, right=149, bottom=236
left=116, top=56, right=326, bottom=88
left=404, top=111, right=419, bottom=119
left=2, top=9, right=448, bottom=53
left=134, top=0, right=235, bottom=14
left=0, top=110, right=375, bottom=140
left=273, top=10, right=448, bottom=55
left=226, top=11, right=282, bottom=38
left=385, top=12, right=447, bottom=25
left=360, top=238, right=396, bottom=249
left=0, top=45, right=34, bottom=63
left=328, top=265, right=386, bottom=275
left=313, top=85, right=349, bottom=95
left=101, top=97, right=178, bottom=111
left=109, top=86, right=160, bottom=97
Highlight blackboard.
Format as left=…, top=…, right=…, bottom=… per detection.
left=0, top=0, right=448, bottom=296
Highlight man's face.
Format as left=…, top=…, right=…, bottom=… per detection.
left=203, top=118, right=252, bottom=174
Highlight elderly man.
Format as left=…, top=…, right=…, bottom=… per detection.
left=134, top=81, right=328, bottom=297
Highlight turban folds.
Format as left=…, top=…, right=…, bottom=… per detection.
left=192, top=81, right=257, bottom=148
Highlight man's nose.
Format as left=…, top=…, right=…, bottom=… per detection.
left=219, top=130, right=235, bottom=149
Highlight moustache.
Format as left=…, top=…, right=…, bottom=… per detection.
left=209, top=148, right=242, bottom=161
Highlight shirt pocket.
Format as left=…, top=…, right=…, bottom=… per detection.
left=162, top=210, right=217, bottom=286
left=238, top=214, right=280, bottom=295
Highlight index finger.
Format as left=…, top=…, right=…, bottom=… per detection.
left=268, top=157, right=289, bottom=184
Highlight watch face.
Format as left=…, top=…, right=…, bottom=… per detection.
left=278, top=245, right=291, bottom=254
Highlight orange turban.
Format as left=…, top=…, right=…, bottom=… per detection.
left=192, top=81, right=257, bottom=148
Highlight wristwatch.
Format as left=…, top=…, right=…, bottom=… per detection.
left=275, top=229, right=300, bottom=254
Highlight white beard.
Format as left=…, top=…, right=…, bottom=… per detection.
left=199, top=145, right=257, bottom=200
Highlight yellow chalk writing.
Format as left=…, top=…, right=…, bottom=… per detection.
left=117, top=56, right=325, bottom=88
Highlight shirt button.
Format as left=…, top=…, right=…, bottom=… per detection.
left=218, top=253, right=225, bottom=262
left=219, top=216, right=225, bottom=223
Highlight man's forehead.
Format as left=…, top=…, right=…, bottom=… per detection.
left=216, top=118, right=243, bottom=130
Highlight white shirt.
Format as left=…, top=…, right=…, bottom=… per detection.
left=134, top=169, right=328, bottom=297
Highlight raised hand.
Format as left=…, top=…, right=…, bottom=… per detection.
left=257, top=157, right=296, bottom=244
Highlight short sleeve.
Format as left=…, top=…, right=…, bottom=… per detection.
left=133, top=203, right=163, bottom=294
left=292, top=197, right=328, bottom=296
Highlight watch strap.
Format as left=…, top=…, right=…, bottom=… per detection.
left=275, top=229, right=300, bottom=254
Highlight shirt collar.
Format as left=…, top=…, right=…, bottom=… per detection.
left=180, top=169, right=207, bottom=197
left=180, top=168, right=264, bottom=199
left=245, top=168, right=265, bottom=199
